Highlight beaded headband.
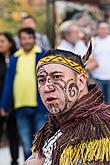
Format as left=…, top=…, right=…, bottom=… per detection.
left=37, top=55, right=86, bottom=75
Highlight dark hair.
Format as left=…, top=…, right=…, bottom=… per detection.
left=0, top=32, right=17, bottom=55
left=18, top=27, right=36, bottom=39
left=43, top=49, right=85, bottom=68
left=22, top=15, right=36, bottom=23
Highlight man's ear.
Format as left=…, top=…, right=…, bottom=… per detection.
left=76, top=74, right=87, bottom=92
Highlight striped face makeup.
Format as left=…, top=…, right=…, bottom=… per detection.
left=37, top=63, right=79, bottom=115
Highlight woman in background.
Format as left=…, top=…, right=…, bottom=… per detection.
left=0, top=32, right=19, bottom=165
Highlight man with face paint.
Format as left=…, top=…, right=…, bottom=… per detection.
left=25, top=42, right=110, bottom=165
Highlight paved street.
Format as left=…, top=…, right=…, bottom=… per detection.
left=0, top=146, right=24, bottom=165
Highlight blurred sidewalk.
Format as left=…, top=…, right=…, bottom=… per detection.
left=0, top=146, right=24, bottom=165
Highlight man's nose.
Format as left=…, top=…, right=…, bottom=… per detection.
left=44, top=78, right=55, bottom=93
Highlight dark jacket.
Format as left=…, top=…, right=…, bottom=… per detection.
left=0, top=54, right=7, bottom=99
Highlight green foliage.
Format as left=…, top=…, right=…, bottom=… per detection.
left=0, top=2, right=48, bottom=35
left=0, top=1, right=54, bottom=46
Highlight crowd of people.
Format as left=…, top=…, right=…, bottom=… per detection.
left=0, top=14, right=110, bottom=165
left=57, top=20, right=110, bottom=104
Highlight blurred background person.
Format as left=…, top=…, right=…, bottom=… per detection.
left=0, top=32, right=19, bottom=165
left=87, top=22, right=110, bottom=104
left=15, top=15, right=51, bottom=50
left=57, top=21, right=87, bottom=56
left=0, top=28, right=47, bottom=160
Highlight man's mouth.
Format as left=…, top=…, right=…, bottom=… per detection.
left=46, top=97, right=57, bottom=104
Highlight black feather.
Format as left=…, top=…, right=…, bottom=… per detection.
left=82, top=40, right=92, bottom=66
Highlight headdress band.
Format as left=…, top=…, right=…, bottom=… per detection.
left=37, top=55, right=86, bottom=75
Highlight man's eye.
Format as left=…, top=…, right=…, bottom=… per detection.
left=38, top=79, right=45, bottom=85
left=53, top=75, right=61, bottom=80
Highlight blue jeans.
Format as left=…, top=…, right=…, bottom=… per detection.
left=96, top=79, right=110, bottom=104
left=15, top=107, right=47, bottom=160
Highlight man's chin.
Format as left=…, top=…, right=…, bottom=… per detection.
left=23, top=46, right=34, bottom=52
left=46, top=104, right=62, bottom=115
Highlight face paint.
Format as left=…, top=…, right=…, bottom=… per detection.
left=48, top=103, right=61, bottom=114
left=37, top=67, right=48, bottom=88
left=37, top=64, right=80, bottom=115
left=66, top=79, right=79, bottom=98
left=54, top=79, right=79, bottom=113
left=68, top=83, right=78, bottom=97
left=37, top=67, right=61, bottom=91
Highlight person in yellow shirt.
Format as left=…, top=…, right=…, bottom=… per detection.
left=0, top=28, right=47, bottom=160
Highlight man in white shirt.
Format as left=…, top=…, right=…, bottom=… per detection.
left=57, top=21, right=87, bottom=57
left=90, top=22, right=110, bottom=104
